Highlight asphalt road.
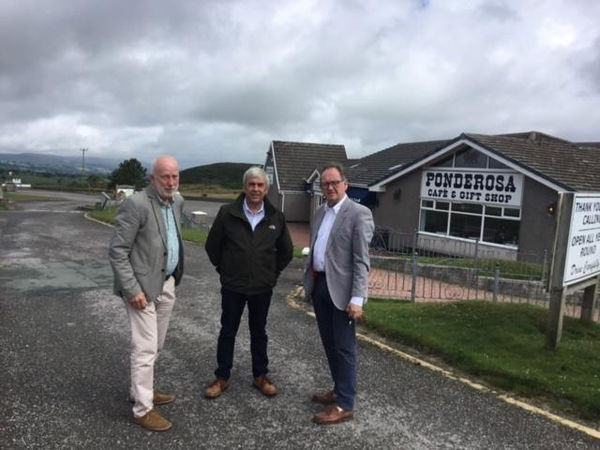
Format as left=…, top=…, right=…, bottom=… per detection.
left=1, top=196, right=598, bottom=449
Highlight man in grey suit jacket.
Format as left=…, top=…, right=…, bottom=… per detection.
left=109, top=155, right=184, bottom=432
left=304, top=163, right=374, bottom=425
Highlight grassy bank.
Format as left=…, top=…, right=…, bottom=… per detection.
left=178, top=184, right=239, bottom=201
left=90, top=206, right=208, bottom=246
left=364, top=299, right=600, bottom=421
left=89, top=206, right=302, bottom=253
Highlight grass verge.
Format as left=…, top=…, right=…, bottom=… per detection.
left=363, top=299, right=600, bottom=421
left=90, top=206, right=301, bottom=255
left=89, top=206, right=208, bottom=245
left=89, top=205, right=119, bottom=225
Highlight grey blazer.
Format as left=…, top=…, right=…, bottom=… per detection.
left=304, top=197, right=374, bottom=310
left=109, top=185, right=184, bottom=302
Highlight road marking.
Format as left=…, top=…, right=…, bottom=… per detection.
left=286, top=287, right=600, bottom=440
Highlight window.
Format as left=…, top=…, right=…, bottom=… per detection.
left=419, top=200, right=520, bottom=247
left=488, top=158, right=509, bottom=169
left=454, top=148, right=487, bottom=168
left=434, top=155, right=453, bottom=167
left=420, top=209, right=448, bottom=234
left=449, top=212, right=482, bottom=240
left=432, top=146, right=511, bottom=170
left=483, top=217, right=519, bottom=245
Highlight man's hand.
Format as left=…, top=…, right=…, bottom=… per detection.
left=346, top=303, right=365, bottom=324
left=129, top=292, right=148, bottom=310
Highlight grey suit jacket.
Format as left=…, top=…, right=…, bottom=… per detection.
left=109, top=185, right=184, bottom=302
left=303, top=197, right=374, bottom=310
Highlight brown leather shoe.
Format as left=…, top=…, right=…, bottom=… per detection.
left=253, top=375, right=277, bottom=397
left=133, top=408, right=172, bottom=431
left=311, top=390, right=336, bottom=405
left=153, top=390, right=175, bottom=405
left=313, top=405, right=354, bottom=425
left=129, top=390, right=175, bottom=406
left=204, top=378, right=230, bottom=399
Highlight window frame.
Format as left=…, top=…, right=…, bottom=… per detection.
left=419, top=199, right=520, bottom=249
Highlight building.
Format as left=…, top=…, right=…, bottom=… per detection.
left=264, top=132, right=600, bottom=262
left=115, top=184, right=135, bottom=200
left=264, top=140, right=347, bottom=222
left=345, top=139, right=449, bottom=209
left=369, top=132, right=600, bottom=261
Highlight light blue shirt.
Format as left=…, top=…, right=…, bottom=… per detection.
left=243, top=199, right=265, bottom=231
left=161, top=204, right=180, bottom=276
left=312, top=195, right=364, bottom=307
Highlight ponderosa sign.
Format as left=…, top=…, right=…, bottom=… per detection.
left=421, top=169, right=524, bottom=207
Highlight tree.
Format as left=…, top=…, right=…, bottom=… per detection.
left=87, top=174, right=105, bottom=188
left=108, top=158, right=147, bottom=190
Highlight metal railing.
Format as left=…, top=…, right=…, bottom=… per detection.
left=368, top=227, right=599, bottom=323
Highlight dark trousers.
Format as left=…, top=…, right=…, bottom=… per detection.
left=215, top=287, right=272, bottom=380
left=312, top=273, right=357, bottom=410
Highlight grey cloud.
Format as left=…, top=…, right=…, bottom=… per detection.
left=478, top=1, right=518, bottom=22
left=0, top=0, right=599, bottom=164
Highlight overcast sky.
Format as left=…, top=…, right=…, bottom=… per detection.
left=1, top=0, right=599, bottom=169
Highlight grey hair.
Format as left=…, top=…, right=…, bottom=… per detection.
left=151, top=154, right=179, bottom=175
left=243, top=166, right=269, bottom=188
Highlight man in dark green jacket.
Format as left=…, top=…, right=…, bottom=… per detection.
left=204, top=167, right=293, bottom=399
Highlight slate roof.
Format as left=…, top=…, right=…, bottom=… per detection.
left=577, top=142, right=600, bottom=149
left=465, top=132, right=600, bottom=192
left=369, top=131, right=600, bottom=192
left=346, top=139, right=449, bottom=187
left=270, top=141, right=347, bottom=191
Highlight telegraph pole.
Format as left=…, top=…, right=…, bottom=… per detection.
left=80, top=148, right=88, bottom=177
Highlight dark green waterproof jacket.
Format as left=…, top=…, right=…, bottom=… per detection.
left=205, top=194, right=293, bottom=295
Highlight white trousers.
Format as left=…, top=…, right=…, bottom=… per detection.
left=125, top=276, right=176, bottom=418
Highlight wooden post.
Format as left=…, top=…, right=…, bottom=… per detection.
left=580, top=276, right=599, bottom=324
left=546, top=193, right=573, bottom=350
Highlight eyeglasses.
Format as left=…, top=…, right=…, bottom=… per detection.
left=320, top=179, right=345, bottom=188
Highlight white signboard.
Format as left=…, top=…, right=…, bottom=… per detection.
left=421, top=170, right=523, bottom=207
left=563, top=193, right=600, bottom=286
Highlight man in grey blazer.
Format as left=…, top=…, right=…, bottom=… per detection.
left=109, top=155, right=184, bottom=432
left=304, top=163, right=374, bottom=425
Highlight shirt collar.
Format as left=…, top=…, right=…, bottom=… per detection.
left=325, top=194, right=347, bottom=214
left=244, top=198, right=264, bottom=215
left=159, top=196, right=174, bottom=207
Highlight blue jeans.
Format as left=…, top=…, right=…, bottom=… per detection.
left=215, top=287, right=272, bottom=380
left=312, top=273, right=357, bottom=410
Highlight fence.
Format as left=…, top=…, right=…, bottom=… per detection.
left=369, top=228, right=600, bottom=323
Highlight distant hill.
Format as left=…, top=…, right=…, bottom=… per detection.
left=0, top=152, right=124, bottom=176
left=180, top=162, right=257, bottom=188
